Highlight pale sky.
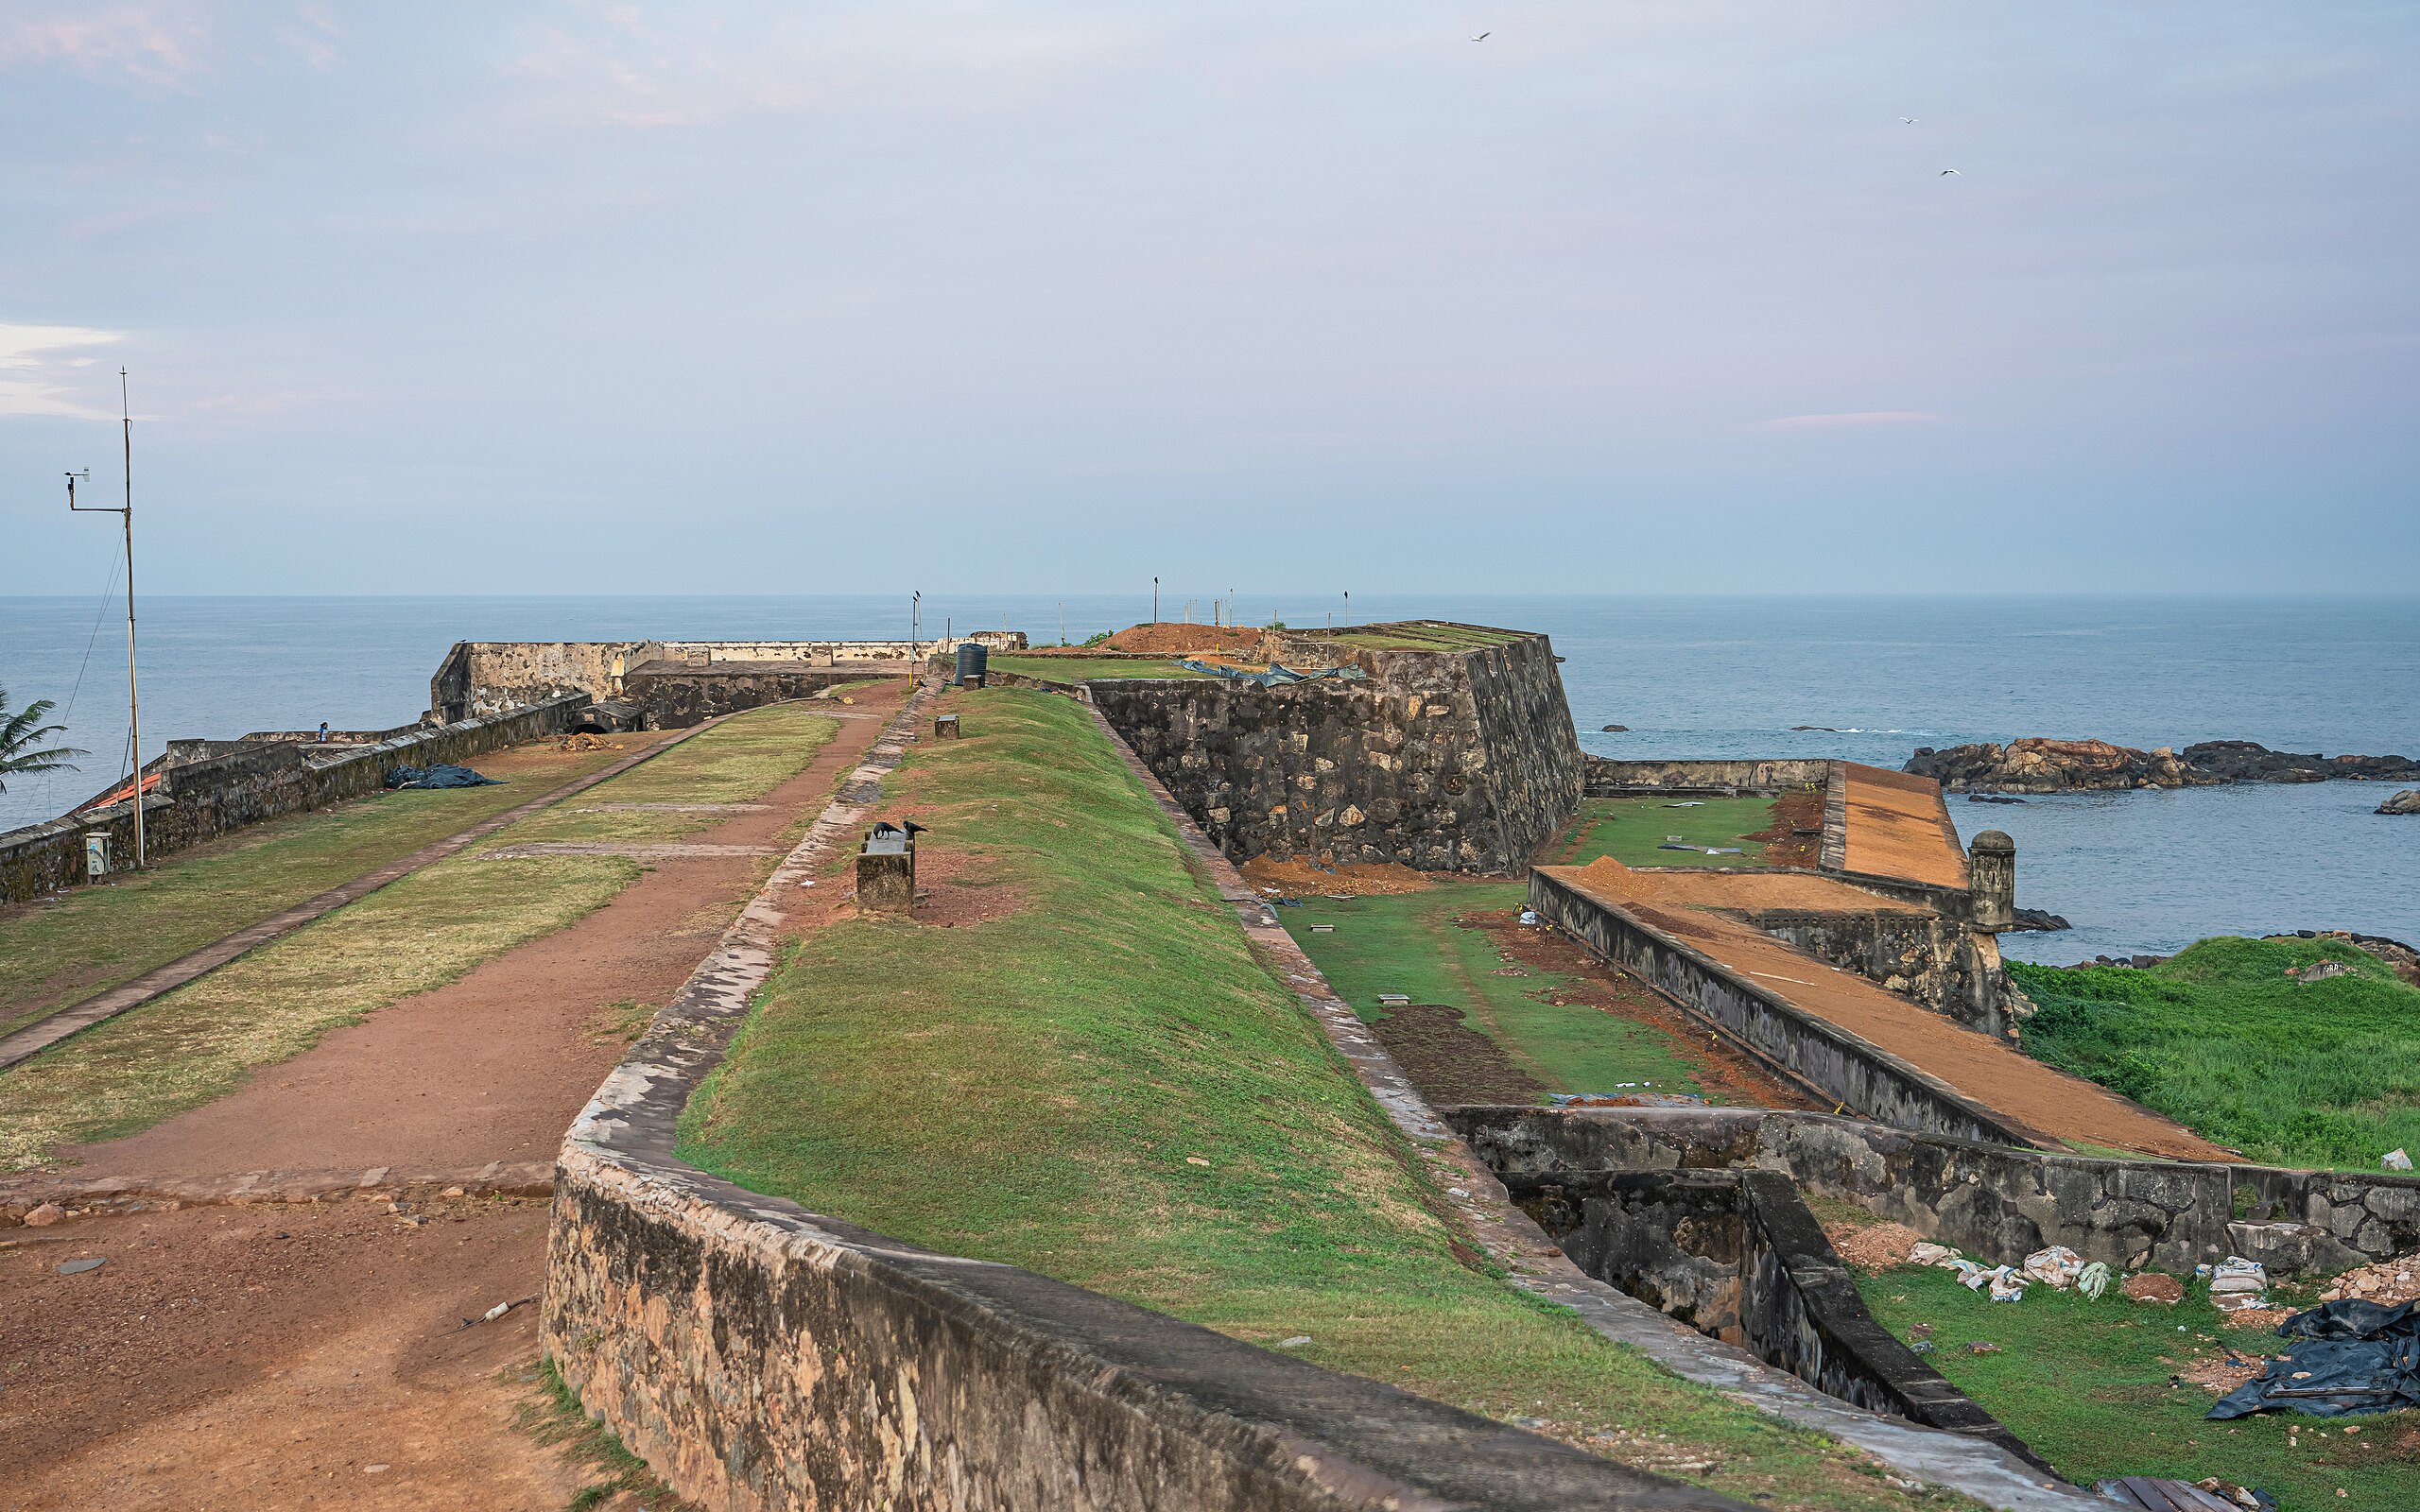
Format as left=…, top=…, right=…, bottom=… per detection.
left=3, top=2, right=2414, bottom=594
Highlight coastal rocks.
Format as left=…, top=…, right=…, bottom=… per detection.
left=1904, top=738, right=2420, bottom=793
left=2380, top=790, right=2420, bottom=816
left=1906, top=738, right=2190, bottom=792
left=2007, top=907, right=2070, bottom=933
left=1600, top=724, right=1628, bottom=732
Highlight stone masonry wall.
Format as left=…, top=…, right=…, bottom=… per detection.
left=1746, top=911, right=2014, bottom=1038
left=1090, top=631, right=1581, bottom=873
left=1529, top=869, right=2043, bottom=1147
left=1583, top=758, right=1835, bottom=797
left=0, top=695, right=585, bottom=905
left=431, top=635, right=1025, bottom=723
left=1453, top=1105, right=2420, bottom=1279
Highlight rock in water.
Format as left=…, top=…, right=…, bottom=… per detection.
left=1599, top=724, right=1628, bottom=732
left=1905, top=738, right=2420, bottom=792
left=2380, top=789, right=2420, bottom=816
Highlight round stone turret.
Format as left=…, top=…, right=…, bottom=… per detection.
left=1966, top=829, right=2016, bottom=931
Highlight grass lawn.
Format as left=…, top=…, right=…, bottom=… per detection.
left=0, top=706, right=838, bottom=1172
left=1327, top=624, right=1520, bottom=652
left=0, top=740, right=636, bottom=1039
left=1858, top=1263, right=2414, bottom=1508
left=1550, top=796, right=1788, bottom=868
left=2013, top=936, right=2420, bottom=1170
left=677, top=686, right=1959, bottom=1511
left=985, top=654, right=1205, bottom=681
left=1281, top=888, right=1709, bottom=1099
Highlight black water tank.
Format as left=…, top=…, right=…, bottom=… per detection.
left=954, top=642, right=988, bottom=687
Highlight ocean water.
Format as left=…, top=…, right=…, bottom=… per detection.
left=3, top=593, right=2412, bottom=954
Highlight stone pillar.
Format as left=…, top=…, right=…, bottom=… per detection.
left=932, top=713, right=960, bottom=740
left=856, top=832, right=915, bottom=919
left=1966, top=830, right=2015, bottom=931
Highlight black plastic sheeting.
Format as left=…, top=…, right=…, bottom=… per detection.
left=1174, top=660, right=1367, bottom=688
left=2206, top=1299, right=2420, bottom=1420
left=384, top=764, right=500, bottom=790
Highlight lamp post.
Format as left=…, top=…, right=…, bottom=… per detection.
left=1153, top=576, right=1159, bottom=625
left=911, top=591, right=921, bottom=665
left=64, top=369, right=144, bottom=868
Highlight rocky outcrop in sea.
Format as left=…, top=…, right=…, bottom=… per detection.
left=1903, top=737, right=2420, bottom=793
left=2381, top=789, right=2420, bottom=816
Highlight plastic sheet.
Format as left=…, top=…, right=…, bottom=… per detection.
left=384, top=764, right=499, bottom=790
left=2206, top=1299, right=2420, bottom=1419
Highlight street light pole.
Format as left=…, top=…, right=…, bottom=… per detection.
left=65, top=369, right=145, bottom=868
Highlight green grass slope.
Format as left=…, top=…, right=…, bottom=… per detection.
left=1283, top=888, right=1709, bottom=1098
left=677, top=686, right=1963, bottom=1511
left=1860, top=1263, right=2413, bottom=1506
left=2013, top=937, right=2420, bottom=1170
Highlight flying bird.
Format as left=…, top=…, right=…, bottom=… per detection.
left=1900, top=116, right=1918, bottom=125
left=1940, top=168, right=1961, bottom=176
left=1471, top=32, right=1489, bottom=41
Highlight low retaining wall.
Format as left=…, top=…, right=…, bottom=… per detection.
left=1529, top=870, right=2044, bottom=1148
left=1583, top=758, right=1834, bottom=797
left=1501, top=1167, right=2047, bottom=1471
left=545, top=691, right=1738, bottom=1512
left=619, top=666, right=893, bottom=727
left=1744, top=909, right=2012, bottom=1037
left=0, top=695, right=586, bottom=905
left=1453, top=1106, right=2420, bottom=1278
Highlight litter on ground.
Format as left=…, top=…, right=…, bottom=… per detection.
left=384, top=764, right=498, bottom=790
left=2207, top=1299, right=2420, bottom=1419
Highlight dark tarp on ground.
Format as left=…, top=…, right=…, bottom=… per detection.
left=1174, top=660, right=1367, bottom=688
left=2206, top=1299, right=2420, bottom=1420
left=384, top=764, right=500, bottom=790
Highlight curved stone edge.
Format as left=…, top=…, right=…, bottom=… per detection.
left=544, top=680, right=1749, bottom=1512
left=1080, top=703, right=2098, bottom=1512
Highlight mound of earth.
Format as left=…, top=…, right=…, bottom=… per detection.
left=1241, top=854, right=1430, bottom=897
left=1103, top=623, right=1270, bottom=657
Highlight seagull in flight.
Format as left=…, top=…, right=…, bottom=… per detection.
left=1940, top=168, right=1961, bottom=176
left=1471, top=31, right=1490, bottom=41
left=1900, top=116, right=1918, bottom=125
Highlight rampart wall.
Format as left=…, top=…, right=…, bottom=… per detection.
left=1528, top=870, right=2041, bottom=1147
left=1089, top=631, right=1582, bottom=872
left=545, top=690, right=1741, bottom=1512
left=1503, top=1167, right=2045, bottom=1470
left=1583, top=757, right=1834, bottom=796
left=1453, top=1106, right=2420, bottom=1279
left=430, top=634, right=1024, bottom=723
left=0, top=695, right=585, bottom=906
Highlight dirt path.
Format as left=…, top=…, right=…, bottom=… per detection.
left=0, top=684, right=909, bottom=1511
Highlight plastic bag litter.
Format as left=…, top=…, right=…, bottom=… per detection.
left=1987, top=1266, right=2028, bottom=1302
left=384, top=764, right=498, bottom=790
left=1947, top=1259, right=1989, bottom=1288
left=2022, top=1245, right=2085, bottom=1290
left=2078, top=1261, right=2113, bottom=1299
left=1518, top=909, right=1540, bottom=926
left=1910, top=1242, right=1962, bottom=1268
left=2209, top=1255, right=2271, bottom=1313
left=2386, top=1148, right=2412, bottom=1172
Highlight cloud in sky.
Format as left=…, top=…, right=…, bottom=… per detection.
left=0, top=2, right=2413, bottom=595
left=0, top=324, right=124, bottom=420
left=1756, top=412, right=1943, bottom=431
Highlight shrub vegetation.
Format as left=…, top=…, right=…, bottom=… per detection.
left=2012, top=936, right=2420, bottom=1169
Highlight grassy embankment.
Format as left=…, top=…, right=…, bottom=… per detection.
left=1327, top=623, right=1520, bottom=651
left=1283, top=889, right=1709, bottom=1099
left=0, top=705, right=839, bottom=1172
left=2013, top=937, right=2420, bottom=1170
left=1857, top=1260, right=2411, bottom=1506
left=677, top=686, right=1963, bottom=1511
left=984, top=654, right=1205, bottom=682
left=0, top=740, right=636, bottom=1040
left=1550, top=796, right=1788, bottom=868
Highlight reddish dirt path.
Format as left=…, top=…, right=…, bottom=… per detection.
left=0, top=684, right=908, bottom=1512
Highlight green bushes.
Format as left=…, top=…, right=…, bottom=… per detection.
left=2013, top=936, right=2420, bottom=1169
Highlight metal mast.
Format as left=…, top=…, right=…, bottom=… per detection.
left=64, top=369, right=145, bottom=868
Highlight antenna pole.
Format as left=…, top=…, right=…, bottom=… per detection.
left=64, top=371, right=146, bottom=870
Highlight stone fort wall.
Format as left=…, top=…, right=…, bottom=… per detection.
left=1089, top=630, right=1582, bottom=873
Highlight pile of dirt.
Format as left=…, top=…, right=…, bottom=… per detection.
left=1242, top=854, right=1431, bottom=897
left=2319, top=1250, right=2420, bottom=1305
left=1103, top=623, right=1270, bottom=657
left=1744, top=788, right=1825, bottom=869
left=555, top=733, right=624, bottom=751
left=1824, top=1221, right=1924, bottom=1273
left=1365, top=1003, right=1545, bottom=1107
